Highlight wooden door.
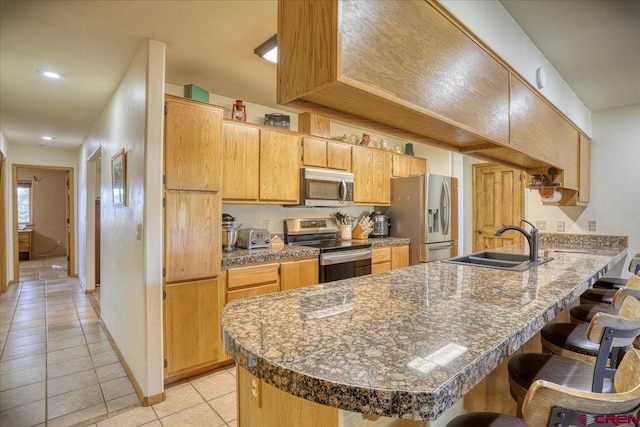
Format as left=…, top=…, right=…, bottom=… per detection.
left=164, top=96, right=222, bottom=192
left=164, top=191, right=221, bottom=282
left=164, top=278, right=221, bottom=380
left=302, top=137, right=327, bottom=168
left=473, top=164, right=526, bottom=251
left=0, top=151, right=6, bottom=293
left=280, top=258, right=319, bottom=291
left=259, top=130, right=300, bottom=202
left=222, top=122, right=260, bottom=200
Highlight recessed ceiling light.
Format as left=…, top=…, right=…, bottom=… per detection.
left=37, top=69, right=65, bottom=79
left=41, top=135, right=55, bottom=141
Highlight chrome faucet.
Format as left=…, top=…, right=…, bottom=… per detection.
left=494, top=219, right=539, bottom=263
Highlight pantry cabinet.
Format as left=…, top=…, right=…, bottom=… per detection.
left=164, top=96, right=222, bottom=192
left=280, top=258, right=319, bottom=291
left=163, top=96, right=224, bottom=383
left=164, top=278, right=221, bottom=381
left=352, top=145, right=392, bottom=205
left=302, top=137, right=351, bottom=171
left=222, top=122, right=260, bottom=201
left=164, top=191, right=221, bottom=282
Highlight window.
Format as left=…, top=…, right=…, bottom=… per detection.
left=17, top=181, right=32, bottom=224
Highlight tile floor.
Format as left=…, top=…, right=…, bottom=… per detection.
left=1, top=258, right=239, bottom=427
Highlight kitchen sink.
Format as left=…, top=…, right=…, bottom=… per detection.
left=443, top=251, right=553, bottom=271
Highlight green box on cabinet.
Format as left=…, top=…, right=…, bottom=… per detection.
left=184, top=84, right=209, bottom=102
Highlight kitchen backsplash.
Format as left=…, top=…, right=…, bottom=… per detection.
left=222, top=204, right=374, bottom=234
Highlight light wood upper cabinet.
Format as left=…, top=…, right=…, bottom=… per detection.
left=302, top=137, right=351, bottom=171
left=259, top=129, right=300, bottom=203
left=164, top=191, right=221, bottom=282
left=578, top=134, right=591, bottom=203
left=222, top=122, right=260, bottom=201
left=302, top=137, right=328, bottom=168
left=164, top=95, right=223, bottom=192
left=352, top=146, right=391, bottom=205
left=164, top=278, right=221, bottom=380
left=280, top=258, right=319, bottom=291
left=393, top=154, right=428, bottom=177
left=410, top=157, right=427, bottom=175
left=510, top=75, right=579, bottom=190
left=327, top=141, right=351, bottom=171
left=278, top=0, right=510, bottom=150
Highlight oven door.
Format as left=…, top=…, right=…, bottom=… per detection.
left=320, top=248, right=372, bottom=283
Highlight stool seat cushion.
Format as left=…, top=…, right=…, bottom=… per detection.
left=593, top=277, right=628, bottom=289
left=541, top=323, right=600, bottom=356
left=446, top=412, right=526, bottom=427
left=580, top=288, right=615, bottom=305
left=570, top=304, right=618, bottom=323
left=508, top=353, right=614, bottom=394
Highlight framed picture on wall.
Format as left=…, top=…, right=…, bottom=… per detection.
left=111, top=148, right=126, bottom=207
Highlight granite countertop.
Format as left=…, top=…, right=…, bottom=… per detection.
left=221, top=237, right=410, bottom=268
left=222, top=245, right=627, bottom=421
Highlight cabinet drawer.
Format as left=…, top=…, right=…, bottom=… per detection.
left=371, top=262, right=391, bottom=274
left=372, top=247, right=391, bottom=264
left=227, top=263, right=279, bottom=290
left=227, top=283, right=279, bottom=302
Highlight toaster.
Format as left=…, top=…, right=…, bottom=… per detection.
left=237, top=228, right=272, bottom=249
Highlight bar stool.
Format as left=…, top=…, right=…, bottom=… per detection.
left=508, top=306, right=640, bottom=416
left=446, top=349, right=640, bottom=427
left=542, top=294, right=640, bottom=365
left=580, top=274, right=640, bottom=305
left=571, top=287, right=640, bottom=324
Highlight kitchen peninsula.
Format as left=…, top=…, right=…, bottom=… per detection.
left=222, top=237, right=628, bottom=426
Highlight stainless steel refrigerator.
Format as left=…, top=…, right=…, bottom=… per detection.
left=387, top=174, right=458, bottom=265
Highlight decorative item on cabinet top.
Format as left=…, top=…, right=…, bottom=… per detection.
left=264, top=113, right=290, bottom=130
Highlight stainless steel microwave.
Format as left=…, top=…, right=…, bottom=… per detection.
left=299, top=168, right=354, bottom=207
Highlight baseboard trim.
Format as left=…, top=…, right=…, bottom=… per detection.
left=99, top=318, right=166, bottom=407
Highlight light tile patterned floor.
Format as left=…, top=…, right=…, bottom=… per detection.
left=0, top=258, right=238, bottom=427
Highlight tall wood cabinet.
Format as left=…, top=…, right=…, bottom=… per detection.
left=163, top=95, right=225, bottom=382
left=352, top=145, right=392, bottom=205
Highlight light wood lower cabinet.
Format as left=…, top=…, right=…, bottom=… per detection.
left=18, top=230, right=32, bottom=261
left=226, top=263, right=280, bottom=302
left=280, top=258, right=319, bottom=291
left=391, top=245, right=410, bottom=270
left=164, top=278, right=221, bottom=381
left=372, top=245, right=410, bottom=273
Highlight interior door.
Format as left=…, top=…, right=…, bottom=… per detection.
left=0, top=151, right=6, bottom=293
left=473, top=164, right=526, bottom=251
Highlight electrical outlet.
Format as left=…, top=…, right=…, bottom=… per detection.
left=588, top=220, right=597, bottom=232
left=556, top=220, right=565, bottom=232
left=263, top=220, right=270, bottom=230
left=535, top=220, right=546, bottom=230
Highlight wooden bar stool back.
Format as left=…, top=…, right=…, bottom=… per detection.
left=446, top=349, right=640, bottom=427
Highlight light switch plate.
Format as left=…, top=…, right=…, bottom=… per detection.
left=535, top=220, right=547, bottom=230
left=556, top=220, right=565, bottom=232
left=588, top=220, right=597, bottom=232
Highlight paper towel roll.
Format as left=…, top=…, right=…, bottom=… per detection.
left=540, top=188, right=562, bottom=202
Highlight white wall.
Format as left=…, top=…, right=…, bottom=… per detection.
left=77, top=40, right=165, bottom=398
left=1, top=131, right=10, bottom=284
left=440, top=0, right=591, bottom=136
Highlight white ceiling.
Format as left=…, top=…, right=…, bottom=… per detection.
left=1, top=0, right=638, bottom=150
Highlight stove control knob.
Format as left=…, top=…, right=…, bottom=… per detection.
left=251, top=239, right=257, bottom=245
left=265, top=238, right=270, bottom=244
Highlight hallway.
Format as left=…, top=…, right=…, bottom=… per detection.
left=1, top=259, right=238, bottom=426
